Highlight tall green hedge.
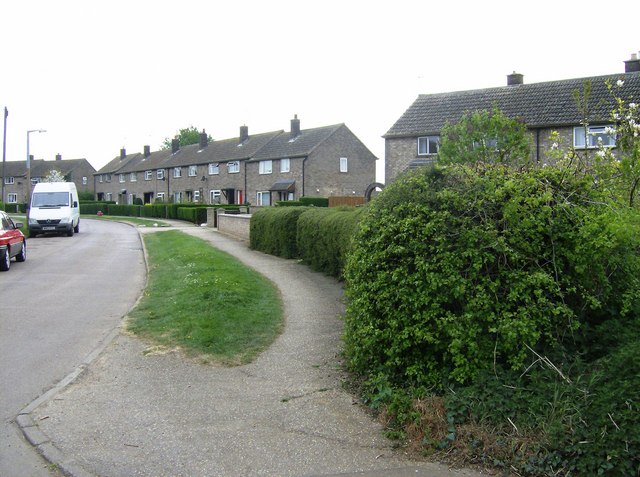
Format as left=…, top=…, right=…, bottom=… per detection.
left=297, top=207, right=364, bottom=277
left=250, top=207, right=308, bottom=258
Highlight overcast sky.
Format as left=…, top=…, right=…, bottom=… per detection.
left=2, top=0, right=639, bottom=183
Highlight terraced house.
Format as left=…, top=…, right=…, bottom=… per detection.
left=384, top=53, right=640, bottom=183
left=94, top=116, right=377, bottom=206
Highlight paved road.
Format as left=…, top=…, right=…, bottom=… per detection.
left=0, top=219, right=145, bottom=476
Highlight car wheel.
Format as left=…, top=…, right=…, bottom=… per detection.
left=16, top=241, right=26, bottom=262
left=0, top=251, right=10, bottom=271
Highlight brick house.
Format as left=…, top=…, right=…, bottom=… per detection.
left=94, top=116, right=377, bottom=206
left=384, top=54, right=640, bottom=184
left=1, top=155, right=95, bottom=205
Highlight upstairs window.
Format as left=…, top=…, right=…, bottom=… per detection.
left=228, top=161, right=240, bottom=173
left=208, top=163, right=219, bottom=175
left=119, top=174, right=125, bottom=183
left=157, top=169, right=165, bottom=180
left=280, top=158, right=290, bottom=173
left=418, top=136, right=440, bottom=155
left=574, top=125, right=616, bottom=149
left=145, top=171, right=152, bottom=181
left=4, top=176, right=14, bottom=185
left=82, top=176, right=88, bottom=185
left=188, top=165, right=197, bottom=177
left=340, top=157, right=348, bottom=173
left=259, top=160, right=273, bottom=174
left=130, top=172, right=137, bottom=182
left=173, top=167, right=182, bottom=178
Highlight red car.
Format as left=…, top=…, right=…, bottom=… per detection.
left=0, top=211, right=27, bottom=271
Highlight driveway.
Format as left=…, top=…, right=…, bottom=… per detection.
left=26, top=222, right=483, bottom=476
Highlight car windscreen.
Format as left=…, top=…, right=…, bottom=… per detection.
left=32, top=191, right=70, bottom=207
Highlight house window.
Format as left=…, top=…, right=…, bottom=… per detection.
left=7, top=193, right=17, bottom=203
left=278, top=191, right=294, bottom=201
left=82, top=176, right=88, bottom=185
left=418, top=136, right=440, bottom=155
left=340, top=157, right=348, bottom=173
left=130, top=173, right=137, bottom=182
left=157, top=192, right=165, bottom=202
left=99, top=175, right=104, bottom=183
left=174, top=191, right=182, bottom=202
left=157, top=169, right=165, bottom=180
left=194, top=190, right=200, bottom=202
left=210, top=190, right=221, bottom=204
left=574, top=125, right=616, bottom=148
left=31, top=178, right=39, bottom=185
left=144, top=171, right=152, bottom=180
left=119, top=174, right=125, bottom=183
left=128, top=194, right=134, bottom=205
left=4, top=176, right=14, bottom=185
left=257, top=191, right=271, bottom=206
left=228, top=161, right=240, bottom=173
left=259, top=160, right=272, bottom=174
left=209, top=163, right=219, bottom=175
left=188, top=165, right=197, bottom=177
left=173, top=167, right=182, bottom=178
left=280, top=158, right=290, bottom=173
left=106, top=193, right=112, bottom=201
left=106, top=174, right=112, bottom=183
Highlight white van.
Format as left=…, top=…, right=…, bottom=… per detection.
left=28, top=182, right=80, bottom=237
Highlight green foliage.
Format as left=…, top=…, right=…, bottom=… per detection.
left=299, top=196, right=329, bottom=207
left=296, top=207, right=364, bottom=278
left=107, top=204, right=141, bottom=217
left=177, top=206, right=208, bottom=224
left=161, top=126, right=212, bottom=150
left=344, top=164, right=640, bottom=389
left=78, top=191, right=94, bottom=201
left=249, top=207, right=308, bottom=258
left=438, top=106, right=531, bottom=168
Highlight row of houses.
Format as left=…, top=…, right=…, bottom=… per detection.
left=94, top=117, right=377, bottom=206
left=3, top=53, right=640, bottom=207
left=1, top=155, right=95, bottom=205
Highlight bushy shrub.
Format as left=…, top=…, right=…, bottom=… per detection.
left=250, top=207, right=308, bottom=258
left=300, top=197, right=329, bottom=207
left=177, top=207, right=208, bottom=224
left=297, top=207, right=364, bottom=278
left=344, top=165, right=640, bottom=389
left=107, top=204, right=141, bottom=217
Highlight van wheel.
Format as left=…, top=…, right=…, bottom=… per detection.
left=67, top=227, right=74, bottom=237
left=0, top=251, right=10, bottom=271
left=16, top=241, right=26, bottom=262
left=74, top=221, right=80, bottom=233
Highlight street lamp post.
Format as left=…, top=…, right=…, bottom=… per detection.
left=26, top=129, right=46, bottom=206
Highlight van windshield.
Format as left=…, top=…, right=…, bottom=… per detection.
left=32, top=192, right=70, bottom=207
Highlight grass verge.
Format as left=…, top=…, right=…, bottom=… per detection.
left=126, top=230, right=283, bottom=365
left=85, top=215, right=170, bottom=227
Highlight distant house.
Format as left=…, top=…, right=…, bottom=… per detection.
left=1, top=155, right=95, bottom=205
left=384, top=54, right=640, bottom=183
left=94, top=116, right=377, bottom=206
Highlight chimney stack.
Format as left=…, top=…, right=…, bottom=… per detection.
left=171, top=138, right=180, bottom=154
left=239, top=125, right=249, bottom=144
left=625, top=52, right=640, bottom=73
left=290, top=114, right=301, bottom=139
left=120, top=148, right=126, bottom=160
left=507, top=71, right=524, bottom=86
left=55, top=153, right=62, bottom=161
left=144, top=145, right=151, bottom=158
left=199, top=129, right=208, bottom=149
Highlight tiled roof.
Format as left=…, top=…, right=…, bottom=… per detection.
left=31, top=158, right=94, bottom=177
left=385, top=71, right=640, bottom=138
left=251, top=124, right=344, bottom=161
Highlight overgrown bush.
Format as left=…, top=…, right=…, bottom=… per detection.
left=300, top=196, right=329, bottom=207
left=250, top=207, right=308, bottom=258
left=297, top=207, right=364, bottom=278
left=343, top=164, right=640, bottom=474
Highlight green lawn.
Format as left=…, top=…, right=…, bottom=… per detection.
left=126, top=230, right=283, bottom=365
left=85, top=215, right=170, bottom=228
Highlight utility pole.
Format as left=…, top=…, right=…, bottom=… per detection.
left=1, top=107, right=7, bottom=210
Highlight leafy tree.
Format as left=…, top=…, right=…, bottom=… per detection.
left=437, top=106, right=532, bottom=168
left=161, top=126, right=212, bottom=150
left=43, top=170, right=66, bottom=182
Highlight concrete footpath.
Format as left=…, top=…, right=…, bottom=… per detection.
left=19, top=221, right=486, bottom=477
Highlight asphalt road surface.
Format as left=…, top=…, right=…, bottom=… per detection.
left=0, top=219, right=145, bottom=476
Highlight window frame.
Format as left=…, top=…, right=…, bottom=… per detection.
left=208, top=163, right=219, bottom=175
left=119, top=174, right=126, bottom=183
left=173, top=167, right=182, bottom=178
left=130, top=172, right=137, bottom=182
left=7, top=193, right=17, bottom=203
left=259, top=160, right=273, bottom=175
left=257, top=191, right=271, bottom=206
left=157, top=169, right=165, bottom=180
left=417, top=136, right=440, bottom=155
left=4, top=176, right=14, bottom=185
left=573, top=125, right=617, bottom=149
left=339, top=157, right=348, bottom=173
left=280, top=158, right=290, bottom=173
left=156, top=192, right=165, bottom=202
left=228, top=161, right=240, bottom=174
left=188, top=165, right=198, bottom=177
left=210, top=189, right=221, bottom=204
